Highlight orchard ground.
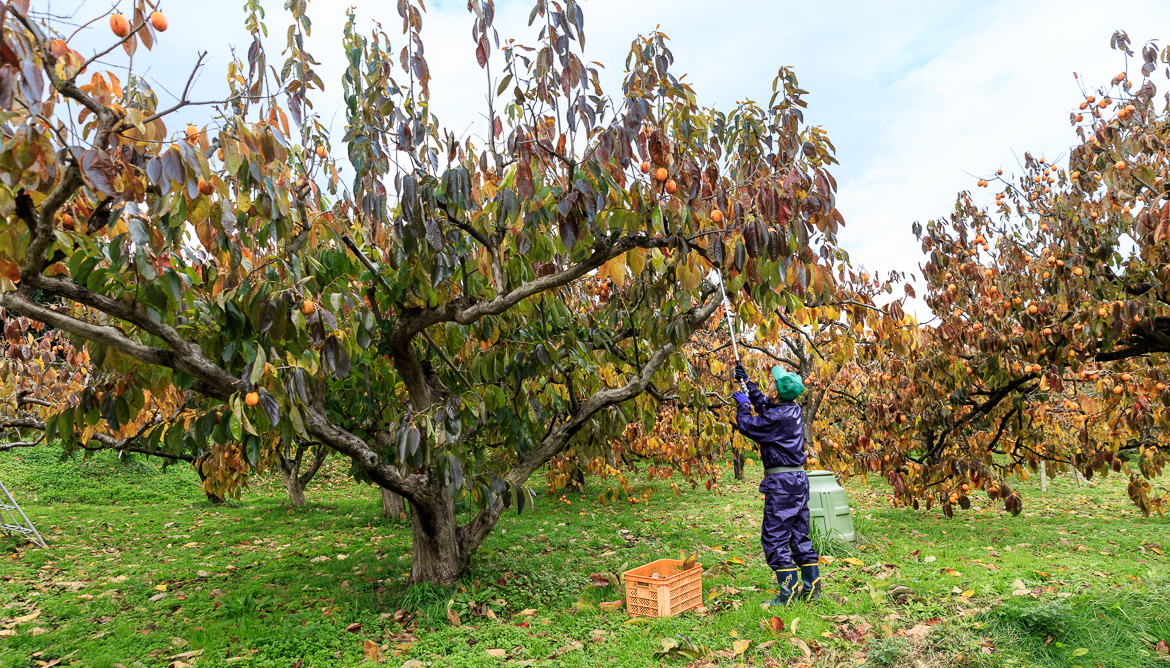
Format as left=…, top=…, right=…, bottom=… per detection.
left=1, top=450, right=1167, bottom=668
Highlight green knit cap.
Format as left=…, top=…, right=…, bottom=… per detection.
left=772, top=366, right=805, bottom=400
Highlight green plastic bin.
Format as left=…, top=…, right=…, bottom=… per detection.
left=807, top=470, right=855, bottom=542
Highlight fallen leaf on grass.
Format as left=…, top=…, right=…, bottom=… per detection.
left=941, top=568, right=961, bottom=577
left=841, top=558, right=865, bottom=567
left=547, top=641, right=583, bottom=659
left=789, top=637, right=812, bottom=658
left=446, top=609, right=461, bottom=627
left=900, top=624, right=932, bottom=638
left=345, top=622, right=362, bottom=633
left=486, top=649, right=506, bottom=658
left=732, top=639, right=751, bottom=656
left=13, top=610, right=40, bottom=624
left=168, top=650, right=204, bottom=661
left=766, top=616, right=784, bottom=634
left=598, top=600, right=624, bottom=612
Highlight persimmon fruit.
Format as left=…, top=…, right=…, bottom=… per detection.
left=198, top=178, right=214, bottom=196
left=665, top=179, right=677, bottom=195
left=654, top=167, right=668, bottom=183
left=640, top=161, right=650, bottom=174
left=150, top=11, right=168, bottom=31
left=245, top=392, right=260, bottom=407
left=710, top=209, right=723, bottom=224
left=301, top=300, right=315, bottom=316
left=110, top=13, right=130, bottom=38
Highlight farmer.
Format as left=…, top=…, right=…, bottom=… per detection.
left=732, top=363, right=820, bottom=606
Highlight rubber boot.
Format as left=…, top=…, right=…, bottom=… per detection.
left=799, top=562, right=821, bottom=602
left=763, top=566, right=800, bottom=608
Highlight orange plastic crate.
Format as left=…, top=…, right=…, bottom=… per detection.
left=623, top=558, right=703, bottom=617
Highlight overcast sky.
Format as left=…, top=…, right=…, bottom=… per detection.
left=47, top=0, right=1170, bottom=313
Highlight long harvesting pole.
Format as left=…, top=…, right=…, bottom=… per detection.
left=716, top=269, right=747, bottom=393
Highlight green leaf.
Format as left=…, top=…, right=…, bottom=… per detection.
left=245, top=436, right=261, bottom=468
left=251, top=347, right=267, bottom=386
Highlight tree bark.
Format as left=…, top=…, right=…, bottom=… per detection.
left=407, top=484, right=467, bottom=585
left=382, top=488, right=406, bottom=519
left=277, top=443, right=328, bottom=508
left=733, top=448, right=746, bottom=480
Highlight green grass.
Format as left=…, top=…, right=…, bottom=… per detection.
left=1, top=451, right=1167, bottom=667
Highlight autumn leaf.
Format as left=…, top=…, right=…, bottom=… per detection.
left=362, top=639, right=381, bottom=661
left=446, top=608, right=462, bottom=627
left=767, top=616, right=784, bottom=634
left=598, top=600, right=624, bottom=612
left=486, top=649, right=506, bottom=658
left=732, top=639, right=751, bottom=656
left=841, top=557, right=865, bottom=567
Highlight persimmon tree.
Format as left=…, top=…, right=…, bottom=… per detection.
left=845, top=34, right=1170, bottom=517
left=0, top=0, right=854, bottom=583
left=550, top=267, right=910, bottom=499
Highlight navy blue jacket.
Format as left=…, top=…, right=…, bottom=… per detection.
left=734, top=380, right=806, bottom=469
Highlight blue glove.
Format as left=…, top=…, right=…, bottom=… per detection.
left=732, top=391, right=749, bottom=405
left=734, top=364, right=748, bottom=382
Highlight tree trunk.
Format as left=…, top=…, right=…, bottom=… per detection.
left=277, top=443, right=328, bottom=508
left=382, top=488, right=406, bottom=520
left=407, top=485, right=468, bottom=585
left=733, top=448, right=746, bottom=480
left=282, top=468, right=308, bottom=507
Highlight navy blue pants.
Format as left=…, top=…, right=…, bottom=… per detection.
left=760, top=471, right=818, bottom=569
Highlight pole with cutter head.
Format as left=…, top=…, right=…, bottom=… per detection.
left=716, top=268, right=747, bottom=393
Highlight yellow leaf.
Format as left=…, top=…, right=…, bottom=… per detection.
left=627, top=248, right=645, bottom=276
left=732, top=639, right=751, bottom=656
left=154, top=585, right=167, bottom=591
left=1072, top=648, right=1089, bottom=657
left=608, top=254, right=627, bottom=288
left=363, top=639, right=381, bottom=661
left=728, top=556, right=745, bottom=565
left=841, top=558, right=865, bottom=567
left=941, top=568, right=961, bottom=577
left=962, top=590, right=974, bottom=597
left=729, top=630, right=739, bottom=638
